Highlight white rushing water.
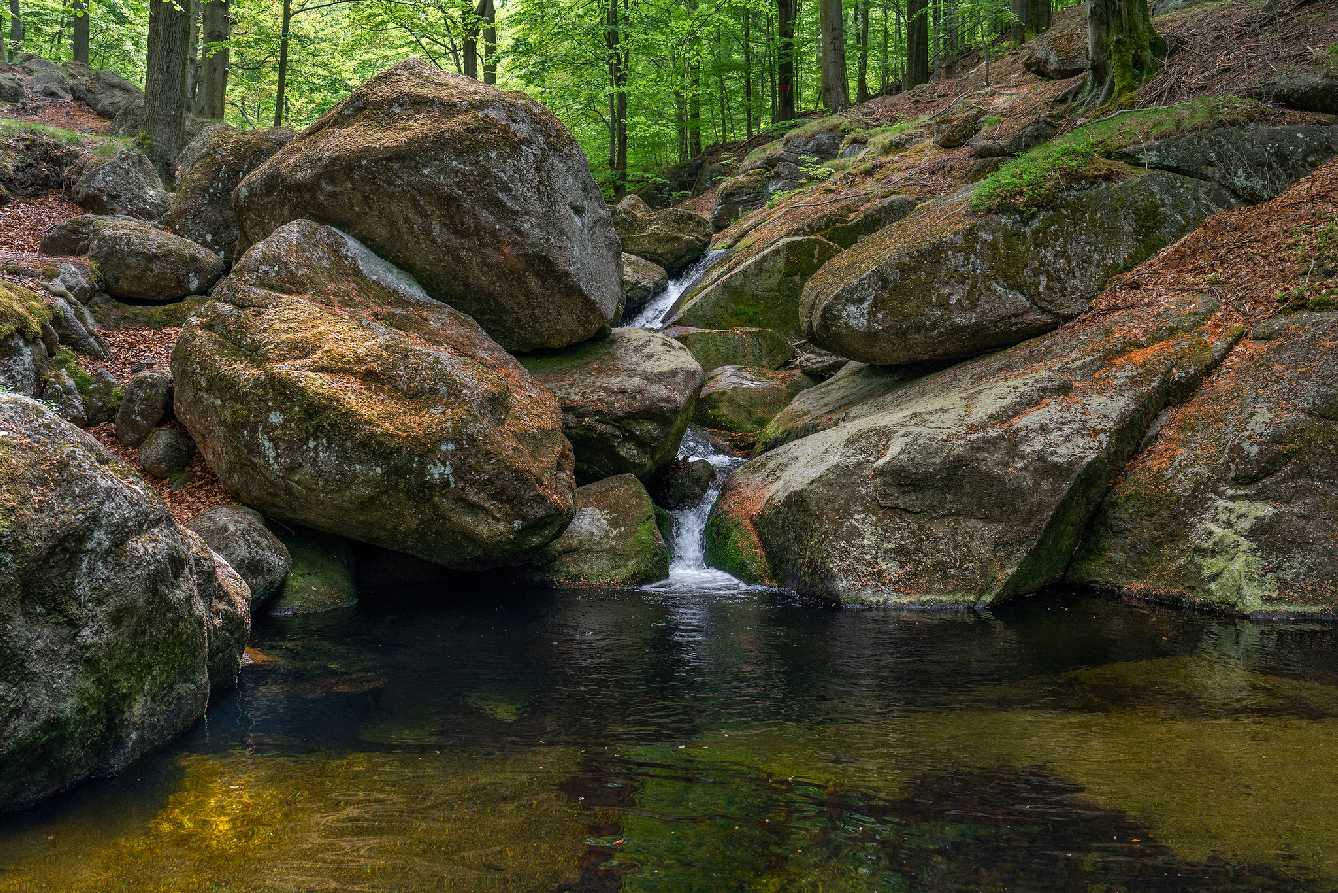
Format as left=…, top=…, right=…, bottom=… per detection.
left=630, top=250, right=756, bottom=593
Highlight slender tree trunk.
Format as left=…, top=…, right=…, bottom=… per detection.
left=145, top=0, right=192, bottom=179
left=186, top=1, right=200, bottom=112
left=481, top=0, right=497, bottom=84
left=905, top=0, right=928, bottom=87
left=819, top=0, right=848, bottom=111
left=605, top=0, right=627, bottom=195
left=932, top=0, right=941, bottom=75
left=878, top=0, right=888, bottom=91
left=71, top=0, right=89, bottom=63
left=198, top=0, right=229, bottom=118
left=462, top=0, right=479, bottom=78
left=776, top=0, right=796, bottom=120
left=274, top=0, right=290, bottom=125
left=855, top=0, right=869, bottom=102
left=742, top=9, right=754, bottom=137
left=944, top=0, right=956, bottom=69
left=1086, top=0, right=1161, bottom=106
left=9, top=0, right=23, bottom=60
left=765, top=10, right=776, bottom=123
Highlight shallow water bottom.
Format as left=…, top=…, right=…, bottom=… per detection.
left=3, top=588, right=1338, bottom=892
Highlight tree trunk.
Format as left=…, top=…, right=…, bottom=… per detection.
left=878, top=0, right=888, bottom=92
left=198, top=0, right=229, bottom=119
left=462, top=0, right=479, bottom=79
left=742, top=9, right=753, bottom=137
left=274, top=0, right=290, bottom=125
left=776, top=0, right=796, bottom=120
left=605, top=0, right=627, bottom=196
left=9, top=0, right=23, bottom=60
left=819, top=0, right=847, bottom=111
left=905, top=0, right=928, bottom=87
left=145, top=0, right=192, bottom=180
left=944, top=0, right=957, bottom=70
left=186, top=1, right=200, bottom=113
left=481, top=0, right=497, bottom=84
left=1086, top=0, right=1161, bottom=106
left=71, top=0, right=89, bottom=63
left=855, top=0, right=869, bottom=102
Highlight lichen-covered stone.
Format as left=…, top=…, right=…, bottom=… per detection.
left=63, top=62, right=144, bottom=120
left=695, top=365, right=815, bottom=434
left=522, top=327, right=704, bottom=483
left=173, top=219, right=575, bottom=569
left=182, top=529, right=251, bottom=692
left=621, top=252, right=668, bottom=318
left=165, top=124, right=293, bottom=264
left=666, top=325, right=795, bottom=374
left=613, top=196, right=713, bottom=275
left=115, top=370, right=171, bottom=447
left=189, top=505, right=292, bottom=607
left=708, top=284, right=1236, bottom=604
left=0, top=394, right=237, bottom=812
left=756, top=361, right=916, bottom=451
left=234, top=59, right=621, bottom=353
left=802, top=172, right=1236, bottom=365
left=41, top=215, right=225, bottom=303
left=527, top=474, right=671, bottom=588
left=67, top=146, right=168, bottom=221
left=1069, top=311, right=1338, bottom=617
left=669, top=236, right=841, bottom=339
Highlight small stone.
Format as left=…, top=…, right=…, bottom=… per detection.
left=139, top=427, right=195, bottom=478
left=115, top=370, right=171, bottom=446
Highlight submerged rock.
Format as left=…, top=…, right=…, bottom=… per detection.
left=527, top=474, right=671, bottom=588
left=41, top=215, right=224, bottom=302
left=0, top=394, right=244, bottom=812
left=67, top=146, right=168, bottom=221
left=173, top=219, right=575, bottom=569
left=521, top=327, right=704, bottom=483
left=669, top=235, right=841, bottom=339
left=613, top=195, right=713, bottom=275
left=621, top=252, right=668, bottom=318
left=189, top=505, right=292, bottom=608
left=695, top=365, right=815, bottom=434
left=666, top=325, right=795, bottom=374
left=165, top=124, right=293, bottom=264
left=1070, top=311, right=1338, bottom=617
left=234, top=58, right=621, bottom=352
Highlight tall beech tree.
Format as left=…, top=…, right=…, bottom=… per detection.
left=906, top=0, right=928, bottom=86
left=818, top=0, right=847, bottom=110
left=145, top=0, right=192, bottom=177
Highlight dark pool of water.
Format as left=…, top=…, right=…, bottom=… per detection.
left=3, top=586, right=1338, bottom=892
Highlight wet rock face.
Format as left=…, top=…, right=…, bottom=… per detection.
left=521, top=327, right=704, bottom=484
left=670, top=235, right=842, bottom=339
left=0, top=395, right=240, bottom=813
left=802, top=172, right=1237, bottom=366
left=173, top=219, right=575, bottom=570
left=621, top=252, right=668, bottom=318
left=613, top=197, right=713, bottom=275
left=707, top=288, right=1235, bottom=605
left=165, top=124, right=293, bottom=264
left=188, top=505, right=292, bottom=608
left=234, top=58, right=621, bottom=353
left=695, top=365, right=815, bottom=434
left=666, top=325, right=795, bottom=374
left=527, top=474, right=671, bottom=588
left=1070, top=311, right=1338, bottom=617
left=648, top=457, right=716, bottom=510
left=67, top=146, right=169, bottom=221
left=41, top=215, right=225, bottom=303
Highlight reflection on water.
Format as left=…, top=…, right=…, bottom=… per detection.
left=3, top=588, right=1338, bottom=891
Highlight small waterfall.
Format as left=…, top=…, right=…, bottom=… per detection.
left=631, top=249, right=754, bottom=593
left=627, top=250, right=728, bottom=330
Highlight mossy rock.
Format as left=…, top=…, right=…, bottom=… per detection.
left=268, top=526, right=358, bottom=617
left=0, top=280, right=52, bottom=342
left=756, top=361, right=916, bottom=452
left=695, top=365, right=815, bottom=434
left=665, top=325, right=795, bottom=374
left=527, top=474, right=671, bottom=588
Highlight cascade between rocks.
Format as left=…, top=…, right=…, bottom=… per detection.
left=630, top=251, right=752, bottom=593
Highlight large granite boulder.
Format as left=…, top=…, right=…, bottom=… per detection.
left=234, top=58, right=621, bottom=353
left=0, top=394, right=246, bottom=812
left=613, top=195, right=713, bottom=275
left=521, top=327, right=704, bottom=483
left=165, top=124, right=294, bottom=264
left=67, top=146, right=169, bottom=220
left=189, top=505, right=292, bottom=607
left=706, top=286, right=1237, bottom=604
left=669, top=235, right=841, bottom=339
left=1069, top=311, right=1338, bottom=617
left=666, top=325, right=795, bottom=374
left=756, top=362, right=915, bottom=452
left=695, top=365, right=815, bottom=434
left=621, top=252, right=668, bottom=318
left=63, top=62, right=144, bottom=119
left=183, top=529, right=252, bottom=692
left=173, top=219, right=575, bottom=569
left=802, top=172, right=1235, bottom=365
left=1022, top=20, right=1089, bottom=79
left=41, top=215, right=225, bottom=302
left=527, top=474, right=671, bottom=588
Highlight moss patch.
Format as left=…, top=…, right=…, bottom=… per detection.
left=0, top=281, right=52, bottom=342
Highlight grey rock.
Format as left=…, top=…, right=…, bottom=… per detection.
left=139, top=427, right=195, bottom=478
left=68, top=146, right=169, bottom=221
left=527, top=474, right=671, bottom=588
left=756, top=361, right=916, bottom=451
left=41, top=215, right=225, bottom=302
left=189, top=505, right=292, bottom=607
left=621, top=252, right=668, bottom=318
left=614, top=198, right=713, bottom=275
left=115, top=370, right=172, bottom=446
left=649, top=456, right=717, bottom=510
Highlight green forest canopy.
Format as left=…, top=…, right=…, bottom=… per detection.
left=6, top=0, right=1078, bottom=195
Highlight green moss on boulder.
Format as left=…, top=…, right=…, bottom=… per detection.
left=528, top=474, right=671, bottom=588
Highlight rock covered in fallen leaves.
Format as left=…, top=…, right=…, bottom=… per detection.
left=0, top=393, right=245, bottom=813
left=526, top=474, right=671, bottom=588
left=521, top=327, right=704, bottom=483
left=165, top=124, right=294, bottom=264
left=188, top=504, right=292, bottom=608
left=234, top=58, right=621, bottom=352
left=173, top=218, right=575, bottom=569
left=41, top=214, right=225, bottom=302
left=67, top=145, right=168, bottom=221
